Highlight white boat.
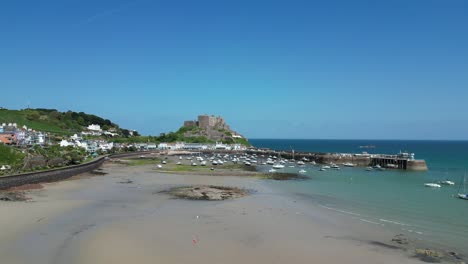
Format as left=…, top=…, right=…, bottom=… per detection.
left=319, top=167, right=327, bottom=171
left=322, top=165, right=331, bottom=169
left=156, top=164, right=162, bottom=168
left=244, top=162, right=252, bottom=166
left=424, top=183, right=441, bottom=188
left=191, top=162, right=197, bottom=166
left=366, top=167, right=373, bottom=171
left=297, top=161, right=305, bottom=165
left=162, top=160, right=167, bottom=164
left=299, top=169, right=306, bottom=173
left=331, top=164, right=340, bottom=169
left=212, top=160, right=218, bottom=165
left=310, top=161, right=316, bottom=165
left=272, top=164, right=285, bottom=169
left=200, top=161, right=207, bottom=166
left=343, top=162, right=355, bottom=167
left=176, top=161, right=182, bottom=165
left=288, top=165, right=295, bottom=168
left=458, top=194, right=468, bottom=200
left=373, top=164, right=385, bottom=171
left=268, top=169, right=277, bottom=173
left=439, top=180, right=455, bottom=186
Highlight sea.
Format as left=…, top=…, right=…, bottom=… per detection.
left=250, top=139, right=468, bottom=254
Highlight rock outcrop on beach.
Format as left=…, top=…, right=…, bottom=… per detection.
left=164, top=185, right=248, bottom=200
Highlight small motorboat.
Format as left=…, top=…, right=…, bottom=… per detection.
left=424, top=183, right=441, bottom=188
left=343, top=162, right=355, bottom=167
left=366, top=167, right=373, bottom=171
left=439, top=180, right=455, bottom=186
left=299, top=169, right=306, bottom=173
left=269, top=169, right=277, bottom=173
left=457, top=193, right=468, bottom=200
left=272, top=164, right=285, bottom=169
left=156, top=164, right=162, bottom=168
left=176, top=161, right=182, bottom=165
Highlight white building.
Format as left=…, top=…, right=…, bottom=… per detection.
left=87, top=124, right=102, bottom=132
left=70, top=134, right=82, bottom=141
left=60, top=139, right=74, bottom=147
left=99, top=142, right=114, bottom=151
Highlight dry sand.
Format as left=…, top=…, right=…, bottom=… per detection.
left=0, top=162, right=427, bottom=264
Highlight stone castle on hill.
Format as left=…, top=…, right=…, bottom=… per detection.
left=184, top=115, right=230, bottom=131
left=183, top=115, right=244, bottom=141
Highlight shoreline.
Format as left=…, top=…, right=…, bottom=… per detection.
left=0, top=161, right=463, bottom=263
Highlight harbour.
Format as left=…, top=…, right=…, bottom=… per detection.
left=244, top=149, right=428, bottom=171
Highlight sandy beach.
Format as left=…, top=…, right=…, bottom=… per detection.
left=0, top=160, right=445, bottom=264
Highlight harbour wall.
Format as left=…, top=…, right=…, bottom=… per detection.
left=245, top=150, right=428, bottom=171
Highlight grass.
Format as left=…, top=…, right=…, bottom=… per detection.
left=0, top=109, right=75, bottom=135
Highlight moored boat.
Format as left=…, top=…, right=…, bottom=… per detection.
left=424, top=183, right=441, bottom=188
left=272, top=164, right=285, bottom=169
left=439, top=180, right=455, bottom=186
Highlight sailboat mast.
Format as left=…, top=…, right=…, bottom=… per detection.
left=458, top=171, right=466, bottom=194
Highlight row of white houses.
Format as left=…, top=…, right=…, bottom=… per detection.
left=60, top=139, right=114, bottom=153
left=156, top=142, right=247, bottom=151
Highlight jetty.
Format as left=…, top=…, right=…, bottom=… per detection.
left=245, top=149, right=428, bottom=171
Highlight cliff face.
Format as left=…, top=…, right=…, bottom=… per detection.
left=182, top=115, right=245, bottom=143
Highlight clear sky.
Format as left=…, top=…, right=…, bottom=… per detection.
left=1, top=0, right=467, bottom=139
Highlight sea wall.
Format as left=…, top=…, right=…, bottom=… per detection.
left=0, top=151, right=162, bottom=190
left=0, top=157, right=106, bottom=190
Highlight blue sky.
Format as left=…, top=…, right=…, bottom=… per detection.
left=1, top=0, right=467, bottom=139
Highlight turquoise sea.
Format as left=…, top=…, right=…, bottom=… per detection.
left=250, top=139, right=468, bottom=254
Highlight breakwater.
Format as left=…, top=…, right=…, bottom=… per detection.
left=245, top=149, right=428, bottom=171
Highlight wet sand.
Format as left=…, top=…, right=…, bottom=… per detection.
left=0, top=162, right=428, bottom=264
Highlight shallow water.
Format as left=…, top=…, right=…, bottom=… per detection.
left=251, top=139, right=468, bottom=255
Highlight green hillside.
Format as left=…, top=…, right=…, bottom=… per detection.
left=0, top=108, right=119, bottom=135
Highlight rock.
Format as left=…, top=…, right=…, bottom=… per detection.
left=118, top=179, right=133, bottom=184
left=0, top=192, right=28, bottom=202
left=392, top=234, right=409, bottom=245
left=165, top=185, right=248, bottom=201
left=415, top=249, right=444, bottom=263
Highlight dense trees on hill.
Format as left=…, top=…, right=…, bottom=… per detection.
left=23, top=108, right=117, bottom=128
